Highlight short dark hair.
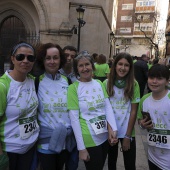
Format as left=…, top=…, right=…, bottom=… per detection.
left=141, top=54, right=147, bottom=58
left=63, top=46, right=77, bottom=54
left=148, top=64, right=170, bottom=80
left=36, top=43, right=65, bottom=70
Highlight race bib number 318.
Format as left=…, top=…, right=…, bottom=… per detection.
left=89, top=115, right=107, bottom=135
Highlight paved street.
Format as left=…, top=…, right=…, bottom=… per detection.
left=77, top=121, right=149, bottom=170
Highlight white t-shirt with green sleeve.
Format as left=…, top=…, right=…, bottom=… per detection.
left=0, top=71, right=39, bottom=154
left=137, top=91, right=170, bottom=170
left=67, top=79, right=117, bottom=150
left=103, top=80, right=140, bottom=138
left=37, top=73, right=71, bottom=150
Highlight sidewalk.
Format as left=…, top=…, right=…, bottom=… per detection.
left=78, top=121, right=149, bottom=170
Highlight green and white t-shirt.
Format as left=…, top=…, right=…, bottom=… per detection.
left=103, top=80, right=140, bottom=138
left=137, top=91, right=170, bottom=169
left=67, top=79, right=117, bottom=149
left=0, top=71, right=39, bottom=154
left=38, top=73, right=70, bottom=150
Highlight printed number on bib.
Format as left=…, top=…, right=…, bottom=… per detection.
left=19, top=115, right=39, bottom=139
left=89, top=115, right=107, bottom=135
left=148, top=134, right=167, bottom=144
left=147, top=129, right=170, bottom=149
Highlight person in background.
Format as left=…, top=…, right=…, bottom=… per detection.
left=104, top=52, right=140, bottom=170
left=59, top=45, right=79, bottom=170
left=93, top=54, right=110, bottom=82
left=92, top=53, right=98, bottom=64
left=137, top=64, right=170, bottom=170
left=108, top=58, right=114, bottom=69
left=147, top=60, right=153, bottom=70
left=36, top=43, right=76, bottom=170
left=134, top=54, right=148, bottom=97
left=133, top=56, right=138, bottom=64
left=59, top=46, right=77, bottom=83
left=67, top=51, right=118, bottom=170
left=0, top=42, right=39, bottom=170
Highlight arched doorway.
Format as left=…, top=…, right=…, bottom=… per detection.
left=0, top=16, right=39, bottom=75
left=0, top=16, right=26, bottom=59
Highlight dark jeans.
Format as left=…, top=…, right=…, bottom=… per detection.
left=108, top=138, right=136, bottom=170
left=7, top=145, right=35, bottom=170
left=148, top=160, right=162, bottom=170
left=65, top=147, right=79, bottom=170
left=38, top=150, right=69, bottom=170
left=84, top=140, right=108, bottom=170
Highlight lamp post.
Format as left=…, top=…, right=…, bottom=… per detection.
left=165, top=32, right=170, bottom=57
left=109, top=32, right=115, bottom=58
left=115, top=45, right=120, bottom=55
left=76, top=5, right=86, bottom=52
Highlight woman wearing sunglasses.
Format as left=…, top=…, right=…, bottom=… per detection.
left=0, top=42, right=39, bottom=170
left=35, top=43, right=76, bottom=170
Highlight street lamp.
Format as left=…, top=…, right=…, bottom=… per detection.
left=109, top=32, right=115, bottom=58
left=76, top=5, right=86, bottom=52
left=115, top=45, right=120, bottom=55
left=165, top=32, right=170, bottom=57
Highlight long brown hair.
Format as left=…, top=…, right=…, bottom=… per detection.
left=107, top=52, right=134, bottom=101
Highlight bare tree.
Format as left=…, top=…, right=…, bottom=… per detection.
left=133, top=12, right=161, bottom=58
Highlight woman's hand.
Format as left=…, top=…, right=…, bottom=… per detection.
left=79, top=149, right=90, bottom=162
left=122, top=138, right=131, bottom=151
left=108, top=130, right=118, bottom=146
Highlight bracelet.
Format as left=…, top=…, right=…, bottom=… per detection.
left=124, top=134, right=132, bottom=141
left=139, top=123, right=145, bottom=130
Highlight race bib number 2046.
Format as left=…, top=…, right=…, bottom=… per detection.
left=19, top=115, right=39, bottom=139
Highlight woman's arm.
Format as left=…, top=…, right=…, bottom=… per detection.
left=69, top=110, right=90, bottom=161
left=125, top=103, right=138, bottom=136
left=104, top=98, right=118, bottom=144
left=104, top=98, right=117, bottom=131
left=122, top=103, right=138, bottom=151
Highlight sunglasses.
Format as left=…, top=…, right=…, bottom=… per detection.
left=15, top=54, right=36, bottom=62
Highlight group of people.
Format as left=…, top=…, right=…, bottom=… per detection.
left=0, top=41, right=169, bottom=170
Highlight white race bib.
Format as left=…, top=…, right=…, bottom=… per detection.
left=89, top=115, right=108, bottom=135
left=19, top=115, right=39, bottom=139
left=147, top=129, right=170, bottom=149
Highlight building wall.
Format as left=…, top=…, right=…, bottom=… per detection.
left=0, top=0, right=114, bottom=59
left=115, top=0, right=158, bottom=57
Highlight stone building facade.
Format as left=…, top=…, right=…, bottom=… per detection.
left=0, top=0, right=114, bottom=74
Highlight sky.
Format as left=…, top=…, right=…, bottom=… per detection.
left=158, top=0, right=169, bottom=29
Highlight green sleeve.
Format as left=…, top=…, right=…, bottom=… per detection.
left=131, top=80, right=140, bottom=103
left=103, top=79, right=107, bottom=90
left=96, top=80, right=108, bottom=98
left=0, top=83, right=7, bottom=116
left=105, top=64, right=110, bottom=74
left=137, top=93, right=151, bottom=120
left=67, top=82, right=79, bottom=110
